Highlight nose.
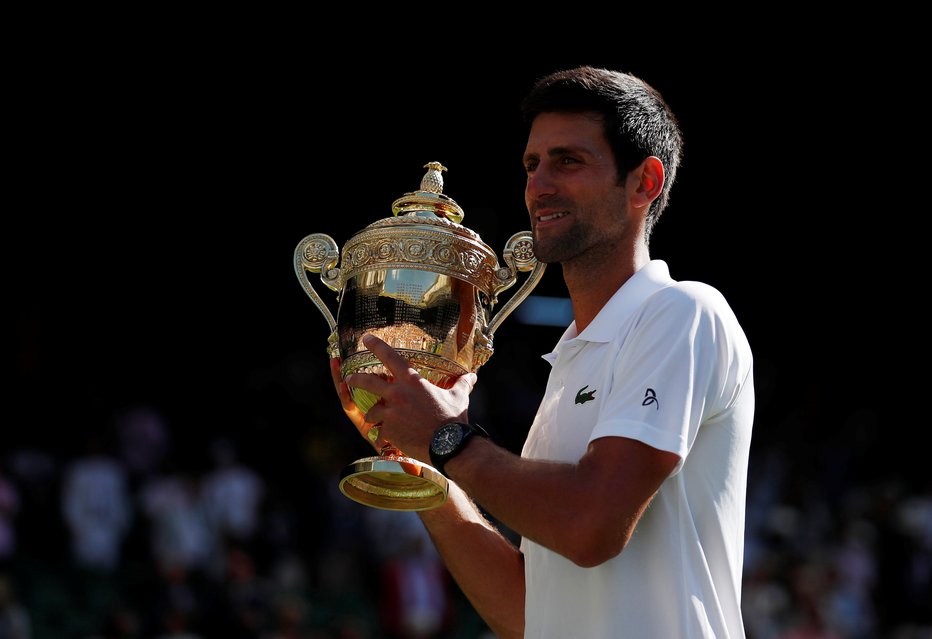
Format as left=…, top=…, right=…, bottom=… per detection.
left=525, top=162, right=557, bottom=208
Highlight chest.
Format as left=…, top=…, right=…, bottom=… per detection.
left=523, top=341, right=617, bottom=462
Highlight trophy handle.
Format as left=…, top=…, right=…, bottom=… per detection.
left=294, top=233, right=342, bottom=343
left=488, top=231, right=546, bottom=337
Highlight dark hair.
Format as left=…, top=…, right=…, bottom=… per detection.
left=521, top=66, right=683, bottom=239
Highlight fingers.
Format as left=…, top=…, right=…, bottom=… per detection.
left=361, top=334, right=418, bottom=379
left=330, top=358, right=356, bottom=412
left=344, top=334, right=417, bottom=396
left=344, top=372, right=394, bottom=400
left=330, top=357, right=376, bottom=443
left=333, top=336, right=477, bottom=457
left=330, top=357, right=344, bottom=393
left=346, top=339, right=478, bottom=406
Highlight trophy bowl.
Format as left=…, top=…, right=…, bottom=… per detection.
left=294, top=162, right=545, bottom=511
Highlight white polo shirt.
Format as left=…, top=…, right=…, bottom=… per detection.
left=521, top=260, right=754, bottom=639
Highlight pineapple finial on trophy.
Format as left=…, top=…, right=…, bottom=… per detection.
left=392, top=161, right=463, bottom=224
left=420, top=161, right=447, bottom=194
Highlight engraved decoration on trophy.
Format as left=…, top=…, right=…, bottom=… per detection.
left=294, top=162, right=545, bottom=511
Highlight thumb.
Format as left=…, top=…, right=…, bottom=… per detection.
left=454, top=372, right=478, bottom=394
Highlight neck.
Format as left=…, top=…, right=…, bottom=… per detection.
left=563, top=241, right=650, bottom=333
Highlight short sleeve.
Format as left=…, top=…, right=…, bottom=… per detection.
left=590, top=283, right=735, bottom=468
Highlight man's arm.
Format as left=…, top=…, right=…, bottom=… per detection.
left=418, top=483, right=525, bottom=639
left=445, top=434, right=678, bottom=567
left=345, top=335, right=679, bottom=567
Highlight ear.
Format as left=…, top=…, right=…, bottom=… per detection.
left=628, top=156, right=665, bottom=209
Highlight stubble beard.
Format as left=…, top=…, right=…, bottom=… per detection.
left=532, top=221, right=592, bottom=265
left=531, top=190, right=628, bottom=266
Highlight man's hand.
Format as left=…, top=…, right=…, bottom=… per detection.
left=329, top=357, right=385, bottom=453
left=344, top=334, right=476, bottom=462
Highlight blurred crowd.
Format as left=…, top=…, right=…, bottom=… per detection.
left=2, top=350, right=931, bottom=639
left=1, top=386, right=491, bottom=639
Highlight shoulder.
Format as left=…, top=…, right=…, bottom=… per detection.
left=642, top=280, right=734, bottom=319
left=638, top=281, right=750, bottom=350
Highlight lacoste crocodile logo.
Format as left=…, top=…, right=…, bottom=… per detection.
left=642, top=388, right=659, bottom=409
left=575, top=386, right=597, bottom=404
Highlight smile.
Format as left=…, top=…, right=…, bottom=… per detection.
left=537, top=211, right=569, bottom=222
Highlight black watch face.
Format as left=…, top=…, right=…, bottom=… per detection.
left=432, top=423, right=464, bottom=455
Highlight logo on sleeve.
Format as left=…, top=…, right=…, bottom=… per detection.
left=642, top=388, right=659, bottom=409
left=575, top=385, right=597, bottom=405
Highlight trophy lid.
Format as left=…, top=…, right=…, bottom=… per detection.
left=339, top=162, right=517, bottom=299
left=391, top=161, right=465, bottom=224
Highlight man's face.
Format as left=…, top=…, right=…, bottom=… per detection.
left=523, top=112, right=630, bottom=265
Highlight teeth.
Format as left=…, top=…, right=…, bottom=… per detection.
left=539, top=212, right=568, bottom=222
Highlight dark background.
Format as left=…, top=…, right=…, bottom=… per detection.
left=12, top=49, right=896, bottom=466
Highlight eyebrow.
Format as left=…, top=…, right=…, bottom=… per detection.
left=523, top=145, right=594, bottom=163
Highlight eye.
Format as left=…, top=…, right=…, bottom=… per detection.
left=524, top=159, right=539, bottom=174
left=560, top=156, right=580, bottom=165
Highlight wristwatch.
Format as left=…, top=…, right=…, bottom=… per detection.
left=429, top=421, right=489, bottom=476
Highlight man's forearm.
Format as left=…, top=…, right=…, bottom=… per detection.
left=443, top=435, right=678, bottom=568
left=419, top=481, right=525, bottom=639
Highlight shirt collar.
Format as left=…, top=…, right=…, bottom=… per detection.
left=553, top=260, right=675, bottom=351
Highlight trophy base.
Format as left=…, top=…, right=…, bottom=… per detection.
left=339, top=454, right=449, bottom=511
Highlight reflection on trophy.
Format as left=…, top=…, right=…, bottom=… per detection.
left=294, top=162, right=545, bottom=511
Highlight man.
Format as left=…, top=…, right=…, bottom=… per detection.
left=331, top=66, right=754, bottom=638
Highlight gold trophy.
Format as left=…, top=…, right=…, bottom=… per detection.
left=294, top=162, right=545, bottom=511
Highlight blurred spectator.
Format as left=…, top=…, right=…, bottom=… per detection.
left=138, top=466, right=214, bottom=574
left=262, top=594, right=310, bottom=639
left=220, top=545, right=271, bottom=638
left=4, top=448, right=59, bottom=559
left=0, top=466, right=19, bottom=567
left=201, top=439, right=265, bottom=546
left=60, top=436, right=133, bottom=572
left=364, top=510, right=451, bottom=639
left=91, top=607, right=140, bottom=639
left=379, top=535, right=450, bottom=639
left=154, top=607, right=204, bottom=639
left=0, top=574, right=31, bottom=639
left=894, top=485, right=932, bottom=628
left=116, top=404, right=171, bottom=486
left=825, top=520, right=877, bottom=638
